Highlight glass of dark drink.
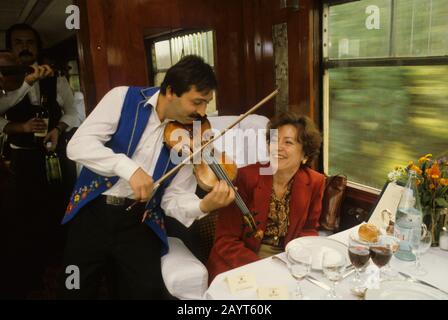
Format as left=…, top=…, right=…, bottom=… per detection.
left=348, top=237, right=370, bottom=296
left=369, top=237, right=393, bottom=284
left=379, top=235, right=400, bottom=280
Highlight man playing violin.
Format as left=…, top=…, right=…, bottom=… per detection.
left=0, top=24, right=80, bottom=298
left=1, top=24, right=78, bottom=148
left=60, top=55, right=235, bottom=299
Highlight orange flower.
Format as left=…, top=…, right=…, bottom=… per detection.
left=429, top=184, right=436, bottom=190
left=426, top=163, right=441, bottom=179
left=440, top=178, right=448, bottom=186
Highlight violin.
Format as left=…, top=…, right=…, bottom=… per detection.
left=163, top=117, right=237, bottom=191
left=163, top=117, right=257, bottom=230
left=1, top=51, right=65, bottom=94
left=0, top=64, right=65, bottom=77
left=127, top=89, right=279, bottom=234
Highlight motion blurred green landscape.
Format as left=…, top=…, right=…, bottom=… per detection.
left=327, top=0, right=448, bottom=189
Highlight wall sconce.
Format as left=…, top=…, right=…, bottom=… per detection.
left=280, top=0, right=299, bottom=11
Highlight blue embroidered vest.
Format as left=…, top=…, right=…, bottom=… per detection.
left=62, top=86, right=177, bottom=255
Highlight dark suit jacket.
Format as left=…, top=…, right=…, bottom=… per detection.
left=206, top=162, right=325, bottom=282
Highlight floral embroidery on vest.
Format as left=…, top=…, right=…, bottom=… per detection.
left=64, top=177, right=113, bottom=215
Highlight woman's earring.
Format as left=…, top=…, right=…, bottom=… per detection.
left=302, top=159, right=307, bottom=164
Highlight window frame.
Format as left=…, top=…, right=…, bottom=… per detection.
left=145, top=29, right=218, bottom=115
left=322, top=0, right=448, bottom=192
left=148, top=29, right=216, bottom=75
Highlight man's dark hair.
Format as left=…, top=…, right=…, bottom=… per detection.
left=160, top=55, right=217, bottom=96
left=5, top=23, right=42, bottom=51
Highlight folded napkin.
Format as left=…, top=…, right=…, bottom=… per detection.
left=311, top=246, right=340, bottom=269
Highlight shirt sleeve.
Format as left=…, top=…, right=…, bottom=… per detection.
left=66, top=86, right=140, bottom=180
left=56, top=76, right=78, bottom=128
left=0, top=116, right=9, bottom=133
left=0, top=81, right=31, bottom=114
left=161, top=164, right=206, bottom=227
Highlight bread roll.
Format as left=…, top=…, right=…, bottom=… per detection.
left=358, top=224, right=380, bottom=243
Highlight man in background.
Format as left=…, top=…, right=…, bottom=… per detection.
left=0, top=24, right=79, bottom=298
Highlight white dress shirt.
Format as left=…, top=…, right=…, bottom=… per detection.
left=66, top=86, right=206, bottom=227
left=0, top=65, right=78, bottom=133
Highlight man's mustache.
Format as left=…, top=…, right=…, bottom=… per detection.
left=19, top=50, right=33, bottom=58
left=189, top=113, right=207, bottom=121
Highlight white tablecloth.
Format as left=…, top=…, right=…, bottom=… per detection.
left=205, top=224, right=448, bottom=300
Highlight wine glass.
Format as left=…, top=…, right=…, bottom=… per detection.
left=287, top=246, right=312, bottom=300
left=369, top=237, right=393, bottom=286
left=411, top=224, right=432, bottom=276
left=322, top=251, right=347, bottom=299
left=378, top=235, right=400, bottom=280
left=348, top=237, right=370, bottom=296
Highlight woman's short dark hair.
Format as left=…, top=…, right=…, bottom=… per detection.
left=266, top=112, right=322, bottom=167
left=160, top=55, right=217, bottom=96
left=5, top=23, right=42, bottom=51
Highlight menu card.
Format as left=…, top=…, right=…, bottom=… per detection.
left=226, top=273, right=257, bottom=294
left=257, top=286, right=289, bottom=299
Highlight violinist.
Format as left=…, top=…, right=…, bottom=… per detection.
left=207, top=112, right=325, bottom=282
left=0, top=24, right=79, bottom=299
left=60, top=55, right=235, bottom=299
left=1, top=24, right=78, bottom=143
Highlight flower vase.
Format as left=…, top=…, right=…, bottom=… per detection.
left=424, top=207, right=448, bottom=247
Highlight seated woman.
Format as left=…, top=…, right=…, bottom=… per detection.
left=207, top=112, right=325, bottom=282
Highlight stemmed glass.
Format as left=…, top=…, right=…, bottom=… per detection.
left=348, top=237, right=370, bottom=296
left=369, top=237, right=393, bottom=286
left=287, top=246, right=312, bottom=300
left=322, top=251, right=347, bottom=299
left=411, top=224, right=432, bottom=276
left=379, top=235, right=400, bottom=280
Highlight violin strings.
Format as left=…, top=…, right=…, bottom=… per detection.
left=203, top=149, right=251, bottom=215
left=205, top=152, right=256, bottom=230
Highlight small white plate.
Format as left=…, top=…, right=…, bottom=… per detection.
left=350, top=228, right=382, bottom=245
left=285, top=236, right=349, bottom=270
left=365, top=280, right=448, bottom=300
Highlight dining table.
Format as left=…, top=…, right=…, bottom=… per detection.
left=204, top=223, right=448, bottom=300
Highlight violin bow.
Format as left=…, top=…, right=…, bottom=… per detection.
left=126, top=88, right=278, bottom=212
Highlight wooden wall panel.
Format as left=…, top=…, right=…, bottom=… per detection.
left=238, top=0, right=321, bottom=120
left=212, top=1, right=245, bottom=115
left=242, top=0, right=257, bottom=110
left=76, top=0, right=320, bottom=121
left=80, top=0, right=316, bottom=116
left=77, top=0, right=250, bottom=116
left=75, top=0, right=377, bottom=212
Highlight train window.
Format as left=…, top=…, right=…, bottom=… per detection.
left=67, top=60, right=80, bottom=92
left=149, top=30, right=217, bottom=115
left=323, top=0, right=448, bottom=191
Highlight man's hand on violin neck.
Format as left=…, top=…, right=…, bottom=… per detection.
left=129, top=168, right=154, bottom=202
left=25, top=64, right=54, bottom=86
left=199, top=180, right=235, bottom=213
